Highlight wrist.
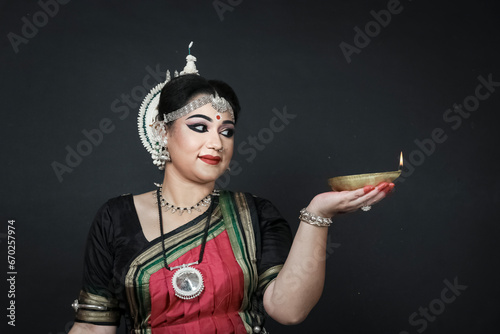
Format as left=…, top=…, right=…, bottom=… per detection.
left=305, top=203, right=333, bottom=219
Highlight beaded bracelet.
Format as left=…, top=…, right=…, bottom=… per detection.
left=299, top=208, right=332, bottom=227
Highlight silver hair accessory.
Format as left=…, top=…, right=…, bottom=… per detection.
left=361, top=203, right=372, bottom=211
left=138, top=41, right=234, bottom=170
left=163, top=92, right=234, bottom=123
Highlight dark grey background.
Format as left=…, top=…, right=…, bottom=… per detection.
left=1, top=0, right=499, bottom=333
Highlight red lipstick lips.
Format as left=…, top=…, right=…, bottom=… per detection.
left=199, top=155, right=221, bottom=165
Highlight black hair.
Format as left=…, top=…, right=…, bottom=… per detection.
left=157, top=74, right=240, bottom=124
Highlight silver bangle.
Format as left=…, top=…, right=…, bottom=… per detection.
left=299, top=208, right=332, bottom=227
left=71, top=299, right=108, bottom=312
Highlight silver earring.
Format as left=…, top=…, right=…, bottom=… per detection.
left=150, top=121, right=171, bottom=170
left=152, top=138, right=171, bottom=170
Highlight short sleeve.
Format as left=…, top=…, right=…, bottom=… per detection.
left=254, top=197, right=292, bottom=293
left=74, top=201, right=121, bottom=325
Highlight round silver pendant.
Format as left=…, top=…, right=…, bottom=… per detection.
left=171, top=266, right=204, bottom=300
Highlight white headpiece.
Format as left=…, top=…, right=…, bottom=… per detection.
left=137, top=42, right=234, bottom=170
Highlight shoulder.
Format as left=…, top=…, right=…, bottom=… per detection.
left=96, top=193, right=134, bottom=215
left=219, top=189, right=273, bottom=202
left=219, top=190, right=283, bottom=219
left=90, top=193, right=136, bottom=229
left=86, top=194, right=136, bottom=244
left=219, top=189, right=267, bottom=205
left=131, top=190, right=156, bottom=212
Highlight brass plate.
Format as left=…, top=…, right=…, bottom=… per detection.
left=328, top=170, right=401, bottom=191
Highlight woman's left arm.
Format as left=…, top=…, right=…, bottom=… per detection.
left=263, top=182, right=394, bottom=324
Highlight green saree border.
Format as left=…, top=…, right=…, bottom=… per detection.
left=125, top=206, right=224, bottom=331
left=219, top=191, right=260, bottom=333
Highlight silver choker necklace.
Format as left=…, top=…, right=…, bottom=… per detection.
left=154, top=184, right=219, bottom=215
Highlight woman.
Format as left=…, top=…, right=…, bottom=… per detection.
left=69, top=52, right=394, bottom=334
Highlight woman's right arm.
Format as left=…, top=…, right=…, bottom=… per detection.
left=71, top=201, right=119, bottom=334
left=68, top=323, right=117, bottom=334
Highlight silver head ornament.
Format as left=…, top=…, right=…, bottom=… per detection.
left=137, top=41, right=234, bottom=170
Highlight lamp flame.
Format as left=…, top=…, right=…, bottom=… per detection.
left=399, top=151, right=403, bottom=170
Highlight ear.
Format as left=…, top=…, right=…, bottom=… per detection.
left=164, top=124, right=173, bottom=142
left=160, top=124, right=169, bottom=147
left=165, top=120, right=180, bottom=140
left=151, top=121, right=169, bottom=146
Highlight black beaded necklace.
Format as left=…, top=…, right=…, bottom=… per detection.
left=156, top=189, right=215, bottom=299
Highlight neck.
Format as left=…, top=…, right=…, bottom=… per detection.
left=160, top=168, right=215, bottom=208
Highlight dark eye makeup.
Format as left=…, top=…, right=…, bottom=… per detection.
left=187, top=123, right=208, bottom=133
left=186, top=119, right=235, bottom=138
left=220, top=128, right=234, bottom=138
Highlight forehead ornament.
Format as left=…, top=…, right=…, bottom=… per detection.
left=163, top=92, right=234, bottom=123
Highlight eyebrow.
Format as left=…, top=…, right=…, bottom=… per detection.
left=186, top=114, right=235, bottom=125
left=187, top=114, right=212, bottom=122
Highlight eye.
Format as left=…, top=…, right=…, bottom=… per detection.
left=187, top=124, right=208, bottom=133
left=220, top=128, right=234, bottom=138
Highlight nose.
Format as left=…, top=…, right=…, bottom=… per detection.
left=207, top=128, right=223, bottom=151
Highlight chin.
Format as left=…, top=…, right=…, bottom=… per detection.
left=194, top=169, right=225, bottom=183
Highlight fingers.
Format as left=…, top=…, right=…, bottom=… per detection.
left=363, top=185, right=375, bottom=194
left=350, top=185, right=375, bottom=200
left=381, top=182, right=395, bottom=196
left=319, top=182, right=395, bottom=215
left=369, top=184, right=392, bottom=203
left=353, top=182, right=395, bottom=209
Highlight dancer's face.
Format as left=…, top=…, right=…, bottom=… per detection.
left=166, top=98, right=235, bottom=184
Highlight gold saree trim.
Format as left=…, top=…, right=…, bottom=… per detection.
left=258, top=264, right=283, bottom=293
left=220, top=192, right=258, bottom=313
left=75, top=290, right=120, bottom=324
